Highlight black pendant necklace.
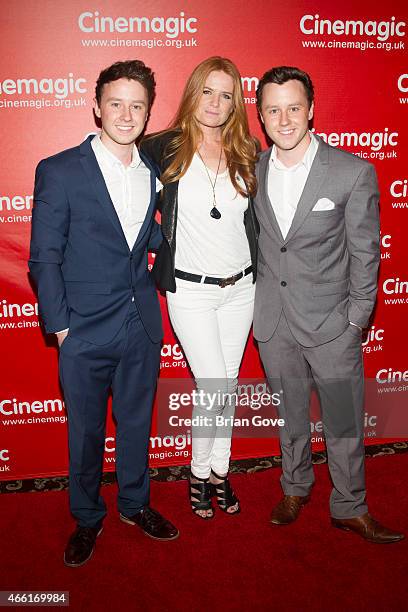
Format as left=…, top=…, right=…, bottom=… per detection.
left=197, top=146, right=223, bottom=220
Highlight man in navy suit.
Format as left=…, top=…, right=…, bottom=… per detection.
left=29, top=60, right=179, bottom=567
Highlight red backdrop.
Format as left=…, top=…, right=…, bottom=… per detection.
left=1, top=0, right=407, bottom=479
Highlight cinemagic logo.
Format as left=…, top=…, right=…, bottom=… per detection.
left=0, top=194, right=32, bottom=213
left=362, top=325, right=384, bottom=354
left=105, top=433, right=191, bottom=453
left=160, top=342, right=187, bottom=369
left=78, top=10, right=198, bottom=38
left=312, top=128, right=398, bottom=151
left=0, top=449, right=10, bottom=461
left=389, top=179, right=408, bottom=209
left=0, top=74, right=87, bottom=99
left=241, top=77, right=259, bottom=104
left=161, top=343, right=184, bottom=361
left=381, top=233, right=392, bottom=260
left=390, top=179, right=407, bottom=198
left=376, top=368, right=408, bottom=383
left=0, top=398, right=64, bottom=416
left=300, top=15, right=406, bottom=41
left=241, top=77, right=259, bottom=92
left=0, top=300, right=38, bottom=319
left=398, top=74, right=408, bottom=91
left=0, top=449, right=10, bottom=472
left=382, top=278, right=408, bottom=294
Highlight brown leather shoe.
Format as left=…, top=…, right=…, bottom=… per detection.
left=332, top=512, right=404, bottom=543
left=64, top=526, right=103, bottom=567
left=270, top=495, right=310, bottom=525
left=120, top=507, right=179, bottom=541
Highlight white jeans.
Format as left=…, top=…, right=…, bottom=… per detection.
left=167, top=273, right=255, bottom=479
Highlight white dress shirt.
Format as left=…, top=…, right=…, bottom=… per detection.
left=91, top=134, right=152, bottom=249
left=267, top=133, right=318, bottom=239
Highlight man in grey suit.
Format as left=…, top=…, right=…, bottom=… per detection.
left=254, top=66, right=403, bottom=543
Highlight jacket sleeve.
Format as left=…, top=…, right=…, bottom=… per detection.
left=345, top=163, right=380, bottom=328
left=28, top=160, right=70, bottom=333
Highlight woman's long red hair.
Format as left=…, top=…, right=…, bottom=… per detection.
left=151, top=56, right=257, bottom=197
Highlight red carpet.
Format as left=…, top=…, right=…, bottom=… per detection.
left=0, top=453, right=406, bottom=611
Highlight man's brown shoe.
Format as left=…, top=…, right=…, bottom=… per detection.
left=120, top=507, right=179, bottom=540
left=64, top=526, right=103, bottom=567
left=331, top=512, right=404, bottom=543
left=270, top=495, right=310, bottom=525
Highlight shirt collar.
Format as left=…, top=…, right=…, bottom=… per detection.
left=270, top=132, right=318, bottom=172
left=91, top=134, right=142, bottom=169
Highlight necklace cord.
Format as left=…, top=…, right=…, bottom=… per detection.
left=197, top=146, right=223, bottom=208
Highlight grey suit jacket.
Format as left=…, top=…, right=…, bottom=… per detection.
left=253, top=136, right=380, bottom=347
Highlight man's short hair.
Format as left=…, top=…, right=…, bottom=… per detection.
left=256, top=66, right=314, bottom=109
left=95, top=60, right=156, bottom=108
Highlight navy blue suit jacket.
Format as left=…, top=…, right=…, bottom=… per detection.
left=29, top=136, right=163, bottom=345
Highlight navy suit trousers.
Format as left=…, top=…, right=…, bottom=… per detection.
left=59, top=303, right=161, bottom=528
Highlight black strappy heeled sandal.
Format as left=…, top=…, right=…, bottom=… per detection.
left=189, top=474, right=215, bottom=520
left=210, top=469, right=240, bottom=515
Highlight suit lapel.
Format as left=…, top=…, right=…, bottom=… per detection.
left=80, top=137, right=129, bottom=250
left=258, top=150, right=285, bottom=243
left=285, top=137, right=329, bottom=242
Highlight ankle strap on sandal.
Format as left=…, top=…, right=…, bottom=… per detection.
left=210, top=468, right=228, bottom=480
left=191, top=472, right=210, bottom=482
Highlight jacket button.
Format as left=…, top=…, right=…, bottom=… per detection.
left=281, top=281, right=287, bottom=287
left=280, top=247, right=287, bottom=253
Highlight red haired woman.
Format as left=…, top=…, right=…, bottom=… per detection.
left=142, top=57, right=258, bottom=519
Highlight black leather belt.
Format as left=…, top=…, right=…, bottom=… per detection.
left=175, top=266, right=253, bottom=288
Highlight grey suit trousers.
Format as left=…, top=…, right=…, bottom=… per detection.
left=259, top=313, right=367, bottom=519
